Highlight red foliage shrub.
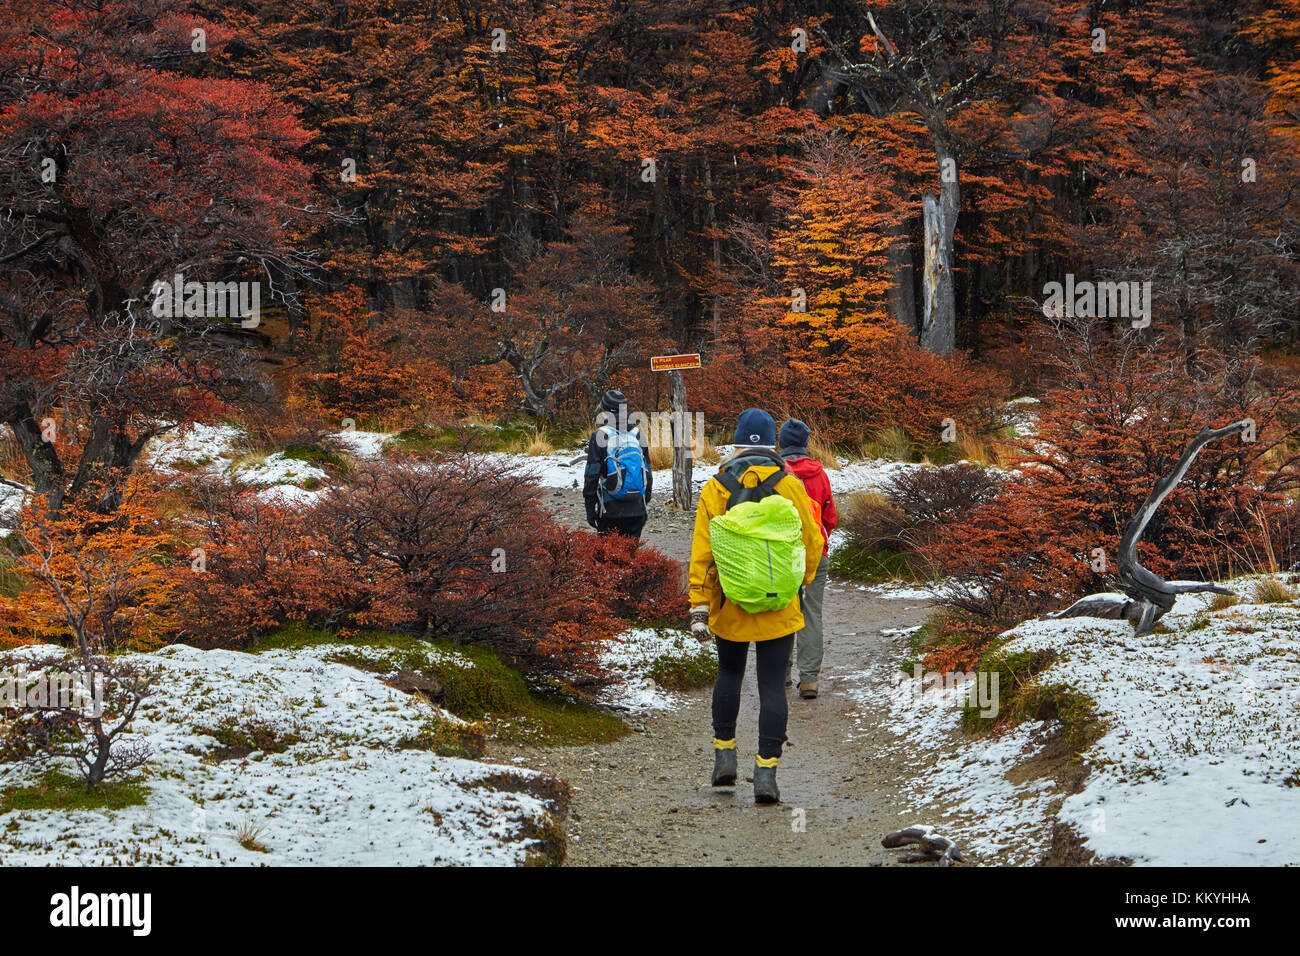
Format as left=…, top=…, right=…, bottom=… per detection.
left=313, top=458, right=625, bottom=680
left=573, top=533, right=689, bottom=626
left=175, top=480, right=374, bottom=645
left=175, top=457, right=685, bottom=683
left=919, top=326, right=1300, bottom=634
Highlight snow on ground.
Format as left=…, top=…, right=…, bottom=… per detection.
left=0, top=482, right=25, bottom=527
left=1004, top=396, right=1041, bottom=438
left=596, top=627, right=712, bottom=712
left=849, top=576, right=1300, bottom=866
left=147, top=423, right=243, bottom=474
left=333, top=429, right=392, bottom=459
left=825, top=458, right=922, bottom=496
left=1002, top=584, right=1300, bottom=866
left=478, top=446, right=927, bottom=498
left=834, top=580, right=939, bottom=601
left=842, top=648, right=1060, bottom=865
left=0, top=643, right=562, bottom=866
left=144, top=424, right=373, bottom=504
left=230, top=452, right=329, bottom=492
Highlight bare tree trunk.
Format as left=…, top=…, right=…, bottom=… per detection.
left=921, top=188, right=957, bottom=356
left=669, top=370, right=693, bottom=510
left=705, top=160, right=722, bottom=338
left=1046, top=420, right=1251, bottom=635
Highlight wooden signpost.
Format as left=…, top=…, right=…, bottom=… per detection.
left=650, top=353, right=700, bottom=510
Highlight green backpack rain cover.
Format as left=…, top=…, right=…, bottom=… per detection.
left=710, top=491, right=805, bottom=614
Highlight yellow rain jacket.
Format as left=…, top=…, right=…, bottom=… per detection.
left=689, top=450, right=823, bottom=642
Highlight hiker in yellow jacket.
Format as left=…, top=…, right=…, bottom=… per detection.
left=689, top=408, right=822, bottom=804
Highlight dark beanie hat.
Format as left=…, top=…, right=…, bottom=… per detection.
left=734, top=408, right=776, bottom=448
left=600, top=389, right=628, bottom=413
left=779, top=418, right=811, bottom=454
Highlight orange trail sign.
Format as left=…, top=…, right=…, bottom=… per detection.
left=650, top=353, right=701, bottom=372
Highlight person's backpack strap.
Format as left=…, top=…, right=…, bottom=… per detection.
left=715, top=466, right=788, bottom=513
left=754, top=470, right=786, bottom=496
left=714, top=470, right=744, bottom=511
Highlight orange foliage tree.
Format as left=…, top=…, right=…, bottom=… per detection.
left=0, top=478, right=187, bottom=651
left=701, top=129, right=1006, bottom=443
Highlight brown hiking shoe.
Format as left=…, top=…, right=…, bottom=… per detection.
left=798, top=682, right=818, bottom=699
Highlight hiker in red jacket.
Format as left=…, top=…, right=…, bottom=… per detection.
left=778, top=419, right=838, bottom=699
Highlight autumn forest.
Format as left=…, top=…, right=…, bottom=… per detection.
left=0, top=0, right=1299, bottom=874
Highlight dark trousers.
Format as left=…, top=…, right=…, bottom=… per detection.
left=596, top=513, right=645, bottom=539
left=712, top=634, right=795, bottom=760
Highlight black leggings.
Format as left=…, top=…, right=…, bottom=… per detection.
left=596, top=513, right=646, bottom=539
left=712, top=635, right=795, bottom=760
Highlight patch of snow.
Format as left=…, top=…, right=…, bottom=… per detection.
left=596, top=627, right=711, bottom=713
left=231, top=452, right=329, bottom=490
left=827, top=459, right=923, bottom=496
left=999, top=580, right=1300, bottom=866
left=855, top=574, right=1300, bottom=866
left=333, top=429, right=391, bottom=459
left=841, top=653, right=1059, bottom=865
left=0, top=643, right=560, bottom=866
left=255, top=484, right=328, bottom=506
left=146, top=423, right=243, bottom=475
left=0, top=482, right=26, bottom=527
left=849, top=582, right=939, bottom=601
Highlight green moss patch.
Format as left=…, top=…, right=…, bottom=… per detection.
left=281, top=442, right=349, bottom=474
left=646, top=650, right=717, bottom=690
left=1, top=769, right=148, bottom=812
left=251, top=624, right=627, bottom=746
left=830, top=545, right=919, bottom=584
left=962, top=644, right=1103, bottom=753
left=396, top=713, right=487, bottom=758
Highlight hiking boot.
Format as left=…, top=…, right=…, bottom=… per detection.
left=753, top=761, right=780, bottom=804
left=798, top=681, right=819, bottom=700
left=711, top=744, right=737, bottom=787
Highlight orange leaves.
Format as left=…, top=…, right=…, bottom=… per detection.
left=767, top=129, right=902, bottom=342
left=0, top=478, right=189, bottom=652
left=304, top=290, right=426, bottom=423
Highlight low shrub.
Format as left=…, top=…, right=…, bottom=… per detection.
left=573, top=533, right=688, bottom=627
left=1253, top=575, right=1297, bottom=604
left=833, top=465, right=1001, bottom=583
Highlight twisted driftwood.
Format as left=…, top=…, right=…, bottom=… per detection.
left=882, top=826, right=964, bottom=866
left=1046, top=420, right=1251, bottom=636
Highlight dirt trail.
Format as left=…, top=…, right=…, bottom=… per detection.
left=488, top=486, right=936, bottom=866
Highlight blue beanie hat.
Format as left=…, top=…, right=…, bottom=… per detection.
left=734, top=408, right=776, bottom=448
left=779, top=418, right=811, bottom=454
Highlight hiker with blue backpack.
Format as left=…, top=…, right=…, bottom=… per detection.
left=583, top=389, right=652, bottom=539
left=688, top=409, right=824, bottom=804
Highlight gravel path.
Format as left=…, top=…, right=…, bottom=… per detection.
left=487, top=486, right=940, bottom=866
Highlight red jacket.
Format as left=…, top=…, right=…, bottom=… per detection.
left=784, top=455, right=837, bottom=555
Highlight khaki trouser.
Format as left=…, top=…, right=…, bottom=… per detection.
left=793, top=558, right=828, bottom=683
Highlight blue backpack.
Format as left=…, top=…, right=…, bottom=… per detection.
left=598, top=427, right=647, bottom=502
